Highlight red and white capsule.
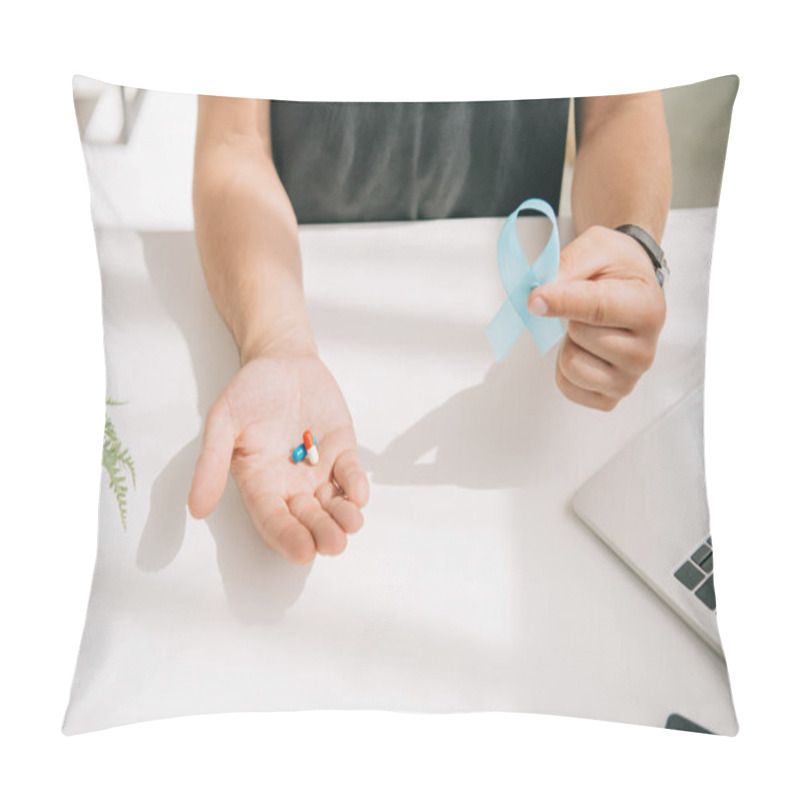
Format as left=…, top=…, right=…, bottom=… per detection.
left=303, top=430, right=319, bottom=465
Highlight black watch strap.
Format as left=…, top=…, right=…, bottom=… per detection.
left=615, top=224, right=669, bottom=287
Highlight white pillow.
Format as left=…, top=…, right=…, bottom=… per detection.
left=64, top=75, right=739, bottom=736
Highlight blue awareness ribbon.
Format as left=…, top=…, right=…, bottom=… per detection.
left=486, top=198, right=564, bottom=362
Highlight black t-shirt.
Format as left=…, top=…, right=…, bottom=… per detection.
left=270, top=99, right=570, bottom=224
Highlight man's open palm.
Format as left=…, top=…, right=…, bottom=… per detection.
left=188, top=354, right=369, bottom=563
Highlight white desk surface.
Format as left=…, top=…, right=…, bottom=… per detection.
left=64, top=207, right=737, bottom=735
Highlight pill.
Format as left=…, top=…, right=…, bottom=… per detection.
left=292, top=444, right=308, bottom=463
left=303, top=430, right=319, bottom=465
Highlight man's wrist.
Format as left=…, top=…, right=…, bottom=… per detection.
left=614, top=224, right=669, bottom=288
left=239, top=324, right=318, bottom=365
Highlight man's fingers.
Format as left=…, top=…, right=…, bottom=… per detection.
left=530, top=278, right=656, bottom=330
left=248, top=492, right=317, bottom=564
left=558, top=337, right=634, bottom=399
left=555, top=362, right=619, bottom=412
left=333, top=449, right=370, bottom=508
left=188, top=398, right=237, bottom=519
left=287, top=493, right=347, bottom=556
left=528, top=225, right=665, bottom=411
left=528, top=225, right=665, bottom=331
left=316, top=483, right=364, bottom=535
left=566, top=321, right=655, bottom=375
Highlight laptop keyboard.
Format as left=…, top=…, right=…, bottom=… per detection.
left=673, top=537, right=716, bottom=611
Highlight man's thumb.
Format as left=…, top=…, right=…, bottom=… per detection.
left=188, top=399, right=236, bottom=518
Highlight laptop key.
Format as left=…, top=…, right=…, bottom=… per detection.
left=674, top=560, right=704, bottom=590
left=695, top=575, right=716, bottom=610
left=691, top=543, right=711, bottom=566
left=699, top=551, right=713, bottom=573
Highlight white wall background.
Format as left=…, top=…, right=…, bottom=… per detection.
left=1, top=1, right=797, bottom=798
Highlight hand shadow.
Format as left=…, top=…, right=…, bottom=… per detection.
left=361, top=341, right=568, bottom=490
left=135, top=232, right=310, bottom=624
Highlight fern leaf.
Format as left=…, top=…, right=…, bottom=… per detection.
left=103, top=405, right=136, bottom=531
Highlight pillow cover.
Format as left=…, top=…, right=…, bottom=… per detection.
left=64, top=74, right=739, bottom=735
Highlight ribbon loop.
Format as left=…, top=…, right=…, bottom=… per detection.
left=486, top=198, right=564, bottom=361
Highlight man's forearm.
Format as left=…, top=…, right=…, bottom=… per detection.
left=192, top=141, right=315, bottom=364
left=572, top=92, right=672, bottom=242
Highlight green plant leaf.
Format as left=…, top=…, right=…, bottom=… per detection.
left=103, top=403, right=136, bottom=531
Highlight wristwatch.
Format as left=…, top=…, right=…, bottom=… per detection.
left=615, top=224, right=669, bottom=288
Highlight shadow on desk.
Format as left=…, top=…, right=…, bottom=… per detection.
left=361, top=344, right=573, bottom=490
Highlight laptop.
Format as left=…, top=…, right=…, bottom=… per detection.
left=571, top=382, right=723, bottom=656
